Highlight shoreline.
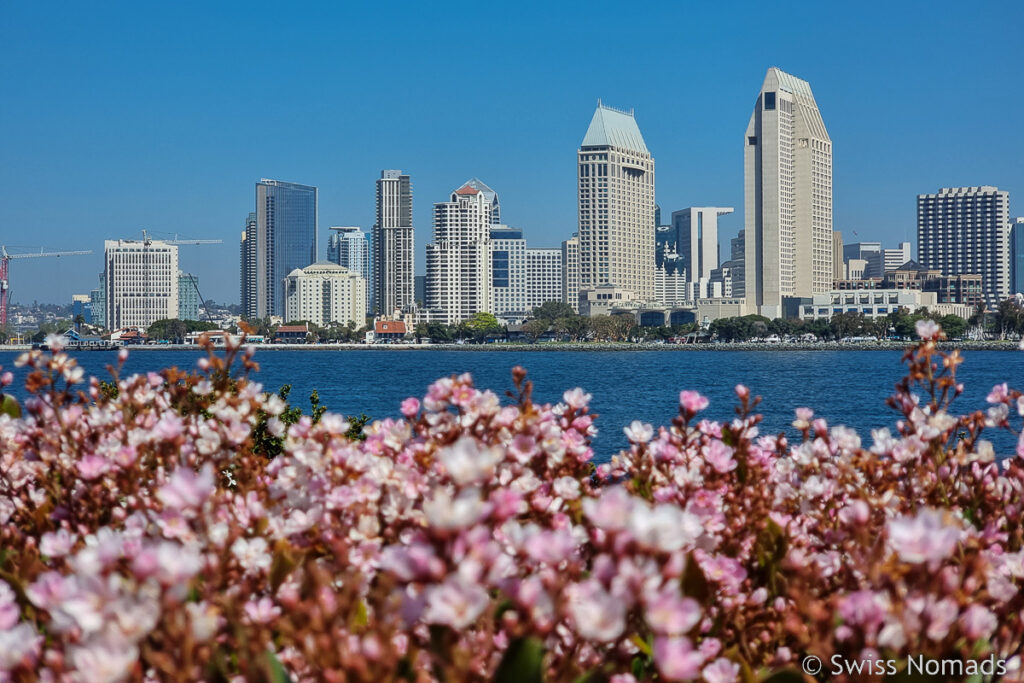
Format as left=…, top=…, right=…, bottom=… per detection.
left=2, top=340, right=1020, bottom=353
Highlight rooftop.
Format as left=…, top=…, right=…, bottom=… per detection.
left=581, top=102, right=649, bottom=154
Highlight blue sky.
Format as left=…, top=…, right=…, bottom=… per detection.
left=2, top=0, right=1021, bottom=305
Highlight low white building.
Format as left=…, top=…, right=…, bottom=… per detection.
left=800, top=289, right=937, bottom=321
left=283, top=262, right=367, bottom=328
left=578, top=285, right=639, bottom=317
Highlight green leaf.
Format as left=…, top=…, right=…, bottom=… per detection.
left=0, top=395, right=20, bottom=419
left=264, top=651, right=293, bottom=683
left=494, top=637, right=544, bottom=683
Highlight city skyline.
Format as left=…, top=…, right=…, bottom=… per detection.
left=2, top=2, right=1022, bottom=305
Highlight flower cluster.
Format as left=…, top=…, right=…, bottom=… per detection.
left=1, top=324, right=1024, bottom=681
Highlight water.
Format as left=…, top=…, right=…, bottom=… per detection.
left=1, top=348, right=1021, bottom=461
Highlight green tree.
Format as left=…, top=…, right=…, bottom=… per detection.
left=939, top=314, right=968, bottom=339
left=532, top=301, right=575, bottom=322
left=464, top=312, right=502, bottom=342
left=522, top=318, right=548, bottom=343
left=555, top=316, right=589, bottom=341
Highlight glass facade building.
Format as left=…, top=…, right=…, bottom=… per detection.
left=252, top=180, right=317, bottom=317
left=327, top=226, right=371, bottom=309
left=1013, top=219, right=1024, bottom=296
left=178, top=272, right=200, bottom=321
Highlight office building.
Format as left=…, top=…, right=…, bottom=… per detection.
left=1011, top=218, right=1024, bottom=295
left=89, top=273, right=105, bottom=329
left=667, top=207, right=733, bottom=301
left=917, top=186, right=1011, bottom=306
left=373, top=170, right=415, bottom=315
left=71, top=294, right=92, bottom=325
left=526, top=248, right=562, bottom=311
left=490, top=226, right=527, bottom=319
left=883, top=242, right=912, bottom=272
left=241, top=180, right=317, bottom=318
left=178, top=272, right=200, bottom=321
left=414, top=275, right=426, bottom=307
left=424, top=182, right=495, bottom=324
left=283, top=262, right=367, bottom=328
left=654, top=267, right=688, bottom=306
left=240, top=212, right=257, bottom=318
left=744, top=67, right=833, bottom=317
left=562, top=234, right=580, bottom=312
left=832, top=231, right=844, bottom=281
left=843, top=242, right=882, bottom=279
left=578, top=102, right=656, bottom=302
left=327, top=226, right=371, bottom=285
left=730, top=231, right=746, bottom=297
left=104, top=238, right=179, bottom=330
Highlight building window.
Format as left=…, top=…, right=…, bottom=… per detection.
left=748, top=136, right=757, bottom=145
left=764, top=92, right=776, bottom=110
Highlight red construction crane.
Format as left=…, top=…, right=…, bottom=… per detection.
left=1, top=246, right=92, bottom=327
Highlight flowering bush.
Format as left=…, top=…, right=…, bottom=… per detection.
left=1, top=322, right=1024, bottom=682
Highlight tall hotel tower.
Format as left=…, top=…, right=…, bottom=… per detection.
left=577, top=102, right=656, bottom=301
left=917, top=186, right=1011, bottom=306
left=243, top=179, right=317, bottom=318
left=744, top=68, right=832, bottom=318
left=373, top=170, right=415, bottom=315
left=425, top=182, right=497, bottom=324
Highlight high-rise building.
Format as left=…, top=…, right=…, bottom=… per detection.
left=89, top=273, right=106, bottom=329
left=246, top=180, right=317, bottom=318
left=526, top=248, right=562, bottom=311
left=490, top=226, right=527, bottom=319
left=1013, top=218, right=1024, bottom=295
left=832, top=231, right=844, bottom=282
left=578, top=102, right=656, bottom=301
left=883, top=242, right=912, bottom=272
left=917, top=186, right=1011, bottom=306
left=283, top=262, right=366, bottom=328
left=327, top=227, right=371, bottom=283
left=373, top=170, right=415, bottom=315
left=105, top=238, right=179, bottom=330
left=730, top=230, right=746, bottom=298
left=744, top=67, right=833, bottom=318
left=461, top=178, right=500, bottom=224
left=240, top=212, right=257, bottom=318
left=844, top=242, right=883, bottom=279
left=178, top=272, right=200, bottom=321
left=71, top=294, right=92, bottom=325
left=425, top=183, right=495, bottom=324
left=668, top=207, right=734, bottom=297
left=561, top=234, right=580, bottom=312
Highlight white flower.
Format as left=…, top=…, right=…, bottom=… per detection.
left=629, top=502, right=702, bottom=552
left=553, top=476, right=581, bottom=500
left=231, top=536, right=272, bottom=574
left=915, top=319, right=940, bottom=340
left=423, top=488, right=490, bottom=530
left=565, top=579, right=626, bottom=642
left=422, top=576, right=489, bottom=628
left=623, top=420, right=654, bottom=444
left=439, top=437, right=501, bottom=486
left=886, top=508, right=963, bottom=567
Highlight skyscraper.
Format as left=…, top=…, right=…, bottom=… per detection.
left=525, top=248, right=562, bottom=311
left=1013, top=218, right=1024, bottom=296
left=744, top=67, right=833, bottom=318
left=561, top=234, right=580, bottom=312
left=327, top=227, right=371, bottom=283
left=832, top=231, right=844, bottom=281
left=578, top=102, right=656, bottom=301
left=490, top=226, right=527, bottom=319
left=178, top=272, right=200, bottom=321
left=105, top=238, right=179, bottom=330
left=240, top=212, right=257, bottom=317
left=917, top=186, right=1011, bottom=306
left=668, top=207, right=734, bottom=298
left=425, top=183, right=495, bottom=324
left=373, top=170, right=415, bottom=315
left=247, top=180, right=317, bottom=318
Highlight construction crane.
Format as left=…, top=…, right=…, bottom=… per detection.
left=136, top=231, right=223, bottom=322
left=1, top=246, right=93, bottom=327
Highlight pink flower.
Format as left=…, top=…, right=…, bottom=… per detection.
left=553, top=476, right=581, bottom=500
left=703, top=440, right=736, bottom=473
left=838, top=590, right=889, bottom=628
left=40, top=529, right=77, bottom=557
left=886, top=508, right=963, bottom=568
left=563, top=387, right=592, bottom=410
left=645, top=588, right=701, bottom=635
left=153, top=413, right=184, bottom=441
left=244, top=597, right=281, bottom=624
left=654, top=636, right=705, bottom=681
left=582, top=486, right=633, bottom=532
left=565, top=579, right=626, bottom=642
left=959, top=604, right=997, bottom=640
left=422, top=576, right=489, bottom=629
left=0, top=371, right=12, bottom=387
left=703, top=658, right=740, bottom=683
left=157, top=464, right=215, bottom=512
left=915, top=319, right=941, bottom=340
left=679, top=390, right=709, bottom=415
left=439, top=437, right=500, bottom=485
left=76, top=455, right=110, bottom=480
left=400, top=396, right=420, bottom=417
left=231, top=536, right=272, bottom=574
